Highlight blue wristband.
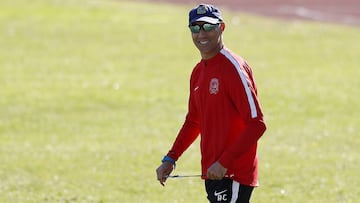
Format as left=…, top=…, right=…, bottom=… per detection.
left=162, top=155, right=176, bottom=167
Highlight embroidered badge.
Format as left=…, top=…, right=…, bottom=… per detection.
left=209, top=78, right=219, bottom=94
left=197, top=5, right=207, bottom=14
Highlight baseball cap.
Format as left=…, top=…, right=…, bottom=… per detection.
left=189, top=4, right=223, bottom=25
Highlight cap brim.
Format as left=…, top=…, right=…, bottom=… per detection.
left=190, top=16, right=221, bottom=24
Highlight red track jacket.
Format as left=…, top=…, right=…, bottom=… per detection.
left=167, top=47, right=266, bottom=186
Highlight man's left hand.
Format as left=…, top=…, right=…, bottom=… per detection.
left=206, top=161, right=227, bottom=180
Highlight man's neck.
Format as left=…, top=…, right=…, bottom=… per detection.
left=201, top=44, right=224, bottom=60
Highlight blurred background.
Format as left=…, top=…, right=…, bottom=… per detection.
left=0, top=0, right=359, bottom=202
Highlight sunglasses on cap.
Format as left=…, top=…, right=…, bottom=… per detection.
left=188, top=23, right=220, bottom=33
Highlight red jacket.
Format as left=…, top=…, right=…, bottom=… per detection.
left=167, top=47, right=266, bottom=186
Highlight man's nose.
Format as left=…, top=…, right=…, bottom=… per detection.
left=198, top=29, right=207, bottom=36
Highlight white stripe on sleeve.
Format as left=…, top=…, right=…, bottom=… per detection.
left=220, top=49, right=258, bottom=118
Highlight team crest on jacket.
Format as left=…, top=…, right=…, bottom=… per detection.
left=209, top=78, right=219, bottom=94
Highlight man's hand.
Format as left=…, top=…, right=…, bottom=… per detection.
left=206, top=161, right=227, bottom=180
left=156, top=162, right=174, bottom=186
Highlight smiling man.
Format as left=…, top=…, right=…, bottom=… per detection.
left=156, top=4, right=267, bottom=203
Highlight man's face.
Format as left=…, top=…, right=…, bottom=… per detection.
left=190, top=21, right=223, bottom=59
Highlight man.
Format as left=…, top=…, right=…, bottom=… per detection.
left=156, top=4, right=267, bottom=203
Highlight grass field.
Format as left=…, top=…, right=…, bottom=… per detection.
left=0, top=0, right=359, bottom=202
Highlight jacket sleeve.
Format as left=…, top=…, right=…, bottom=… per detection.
left=218, top=62, right=266, bottom=168
left=166, top=70, right=200, bottom=161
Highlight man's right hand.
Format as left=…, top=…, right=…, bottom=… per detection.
left=156, top=162, right=174, bottom=186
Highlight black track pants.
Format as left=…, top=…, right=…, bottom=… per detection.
left=205, top=178, right=254, bottom=203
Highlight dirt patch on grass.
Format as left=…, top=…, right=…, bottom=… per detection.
left=145, top=0, right=360, bottom=26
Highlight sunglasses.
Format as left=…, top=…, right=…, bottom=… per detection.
left=189, top=23, right=220, bottom=33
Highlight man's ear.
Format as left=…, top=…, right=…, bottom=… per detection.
left=220, top=23, right=225, bottom=31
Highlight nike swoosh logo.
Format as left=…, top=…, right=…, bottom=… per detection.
left=194, top=86, right=199, bottom=91
left=214, top=189, right=227, bottom=196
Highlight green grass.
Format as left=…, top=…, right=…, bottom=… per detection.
left=0, top=0, right=359, bottom=202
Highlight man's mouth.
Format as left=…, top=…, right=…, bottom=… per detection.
left=199, top=40, right=209, bottom=45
